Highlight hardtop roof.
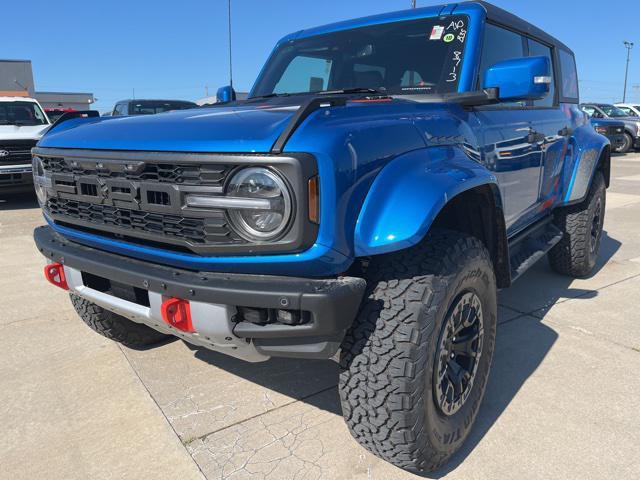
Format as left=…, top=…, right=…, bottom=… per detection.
left=289, top=1, right=572, bottom=55
left=473, top=1, right=572, bottom=53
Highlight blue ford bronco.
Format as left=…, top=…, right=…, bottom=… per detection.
left=33, top=1, right=609, bottom=472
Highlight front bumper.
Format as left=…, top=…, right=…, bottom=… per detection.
left=607, top=134, right=625, bottom=149
left=34, top=226, right=366, bottom=362
left=0, top=165, right=33, bottom=193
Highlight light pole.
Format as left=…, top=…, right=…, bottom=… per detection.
left=411, top=0, right=416, bottom=7
left=623, top=41, right=634, bottom=103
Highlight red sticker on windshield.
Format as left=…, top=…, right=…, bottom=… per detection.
left=430, top=25, right=444, bottom=40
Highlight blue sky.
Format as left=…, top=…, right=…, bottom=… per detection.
left=5, top=0, right=638, bottom=112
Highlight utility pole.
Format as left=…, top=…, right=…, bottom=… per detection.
left=623, top=41, right=634, bottom=102
left=228, top=0, right=233, bottom=89
left=411, top=0, right=416, bottom=7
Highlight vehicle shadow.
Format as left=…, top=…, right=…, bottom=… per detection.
left=184, top=231, right=620, bottom=477
left=427, top=230, right=621, bottom=477
left=0, top=192, right=39, bottom=210
left=190, top=347, right=342, bottom=415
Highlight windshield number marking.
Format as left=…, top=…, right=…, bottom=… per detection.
left=446, top=20, right=465, bottom=31
left=447, top=50, right=463, bottom=83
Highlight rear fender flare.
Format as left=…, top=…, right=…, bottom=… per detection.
left=562, top=124, right=610, bottom=205
left=354, top=146, right=501, bottom=256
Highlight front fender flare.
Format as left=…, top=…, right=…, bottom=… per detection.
left=354, top=146, right=499, bottom=256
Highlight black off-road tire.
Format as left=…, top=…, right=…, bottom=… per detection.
left=70, top=294, right=168, bottom=348
left=616, top=133, right=633, bottom=154
left=548, top=172, right=606, bottom=278
left=339, top=229, right=497, bottom=473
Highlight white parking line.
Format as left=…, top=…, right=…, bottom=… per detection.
left=617, top=174, right=640, bottom=181
left=605, top=192, right=640, bottom=210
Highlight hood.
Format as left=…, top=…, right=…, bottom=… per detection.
left=0, top=124, right=49, bottom=140
left=38, top=103, right=301, bottom=153
left=590, top=118, right=625, bottom=126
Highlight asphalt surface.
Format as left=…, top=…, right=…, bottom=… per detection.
left=1, top=153, right=639, bottom=479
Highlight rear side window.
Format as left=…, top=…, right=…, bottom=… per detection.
left=558, top=49, right=579, bottom=102
left=527, top=39, right=555, bottom=107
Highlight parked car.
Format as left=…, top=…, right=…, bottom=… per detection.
left=0, top=96, right=50, bottom=194
left=590, top=118, right=626, bottom=151
left=111, top=99, right=197, bottom=116
left=32, top=2, right=609, bottom=473
left=615, top=102, right=640, bottom=117
left=581, top=103, right=640, bottom=153
left=44, top=108, right=77, bottom=123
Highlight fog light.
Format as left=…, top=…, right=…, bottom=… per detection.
left=276, top=309, right=301, bottom=325
left=238, top=306, right=269, bottom=324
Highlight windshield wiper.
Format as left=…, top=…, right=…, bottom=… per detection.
left=319, top=87, right=387, bottom=95
left=249, top=92, right=293, bottom=100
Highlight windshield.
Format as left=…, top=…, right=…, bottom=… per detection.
left=618, top=106, right=639, bottom=117
left=251, top=15, right=470, bottom=97
left=0, top=101, right=49, bottom=126
left=600, top=105, right=629, bottom=117
left=131, top=101, right=196, bottom=115
left=45, top=110, right=72, bottom=123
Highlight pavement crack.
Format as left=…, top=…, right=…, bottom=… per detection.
left=187, top=384, right=338, bottom=445
left=117, top=345, right=207, bottom=479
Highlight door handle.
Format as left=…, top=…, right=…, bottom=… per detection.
left=558, top=126, right=573, bottom=137
left=517, top=127, right=545, bottom=144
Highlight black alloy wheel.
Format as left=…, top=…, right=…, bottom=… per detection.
left=434, top=291, right=484, bottom=416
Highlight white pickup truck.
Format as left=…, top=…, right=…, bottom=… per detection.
left=0, top=96, right=50, bottom=194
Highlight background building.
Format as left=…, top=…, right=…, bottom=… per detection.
left=0, top=59, right=94, bottom=110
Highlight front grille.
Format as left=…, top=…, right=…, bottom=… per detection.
left=41, top=156, right=231, bottom=186
left=47, top=197, right=244, bottom=246
left=35, top=147, right=316, bottom=256
left=608, top=126, right=624, bottom=135
left=0, top=139, right=37, bottom=166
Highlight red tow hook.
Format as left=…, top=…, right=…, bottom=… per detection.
left=161, top=298, right=194, bottom=333
left=44, top=263, right=69, bottom=290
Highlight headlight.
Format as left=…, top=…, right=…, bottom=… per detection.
left=32, top=156, right=50, bottom=205
left=594, top=126, right=608, bottom=134
left=226, top=167, right=292, bottom=241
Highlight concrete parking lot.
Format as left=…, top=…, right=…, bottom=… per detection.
left=2, top=153, right=640, bottom=480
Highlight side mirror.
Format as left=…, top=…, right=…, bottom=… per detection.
left=216, top=85, right=237, bottom=103
left=483, top=56, right=551, bottom=102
